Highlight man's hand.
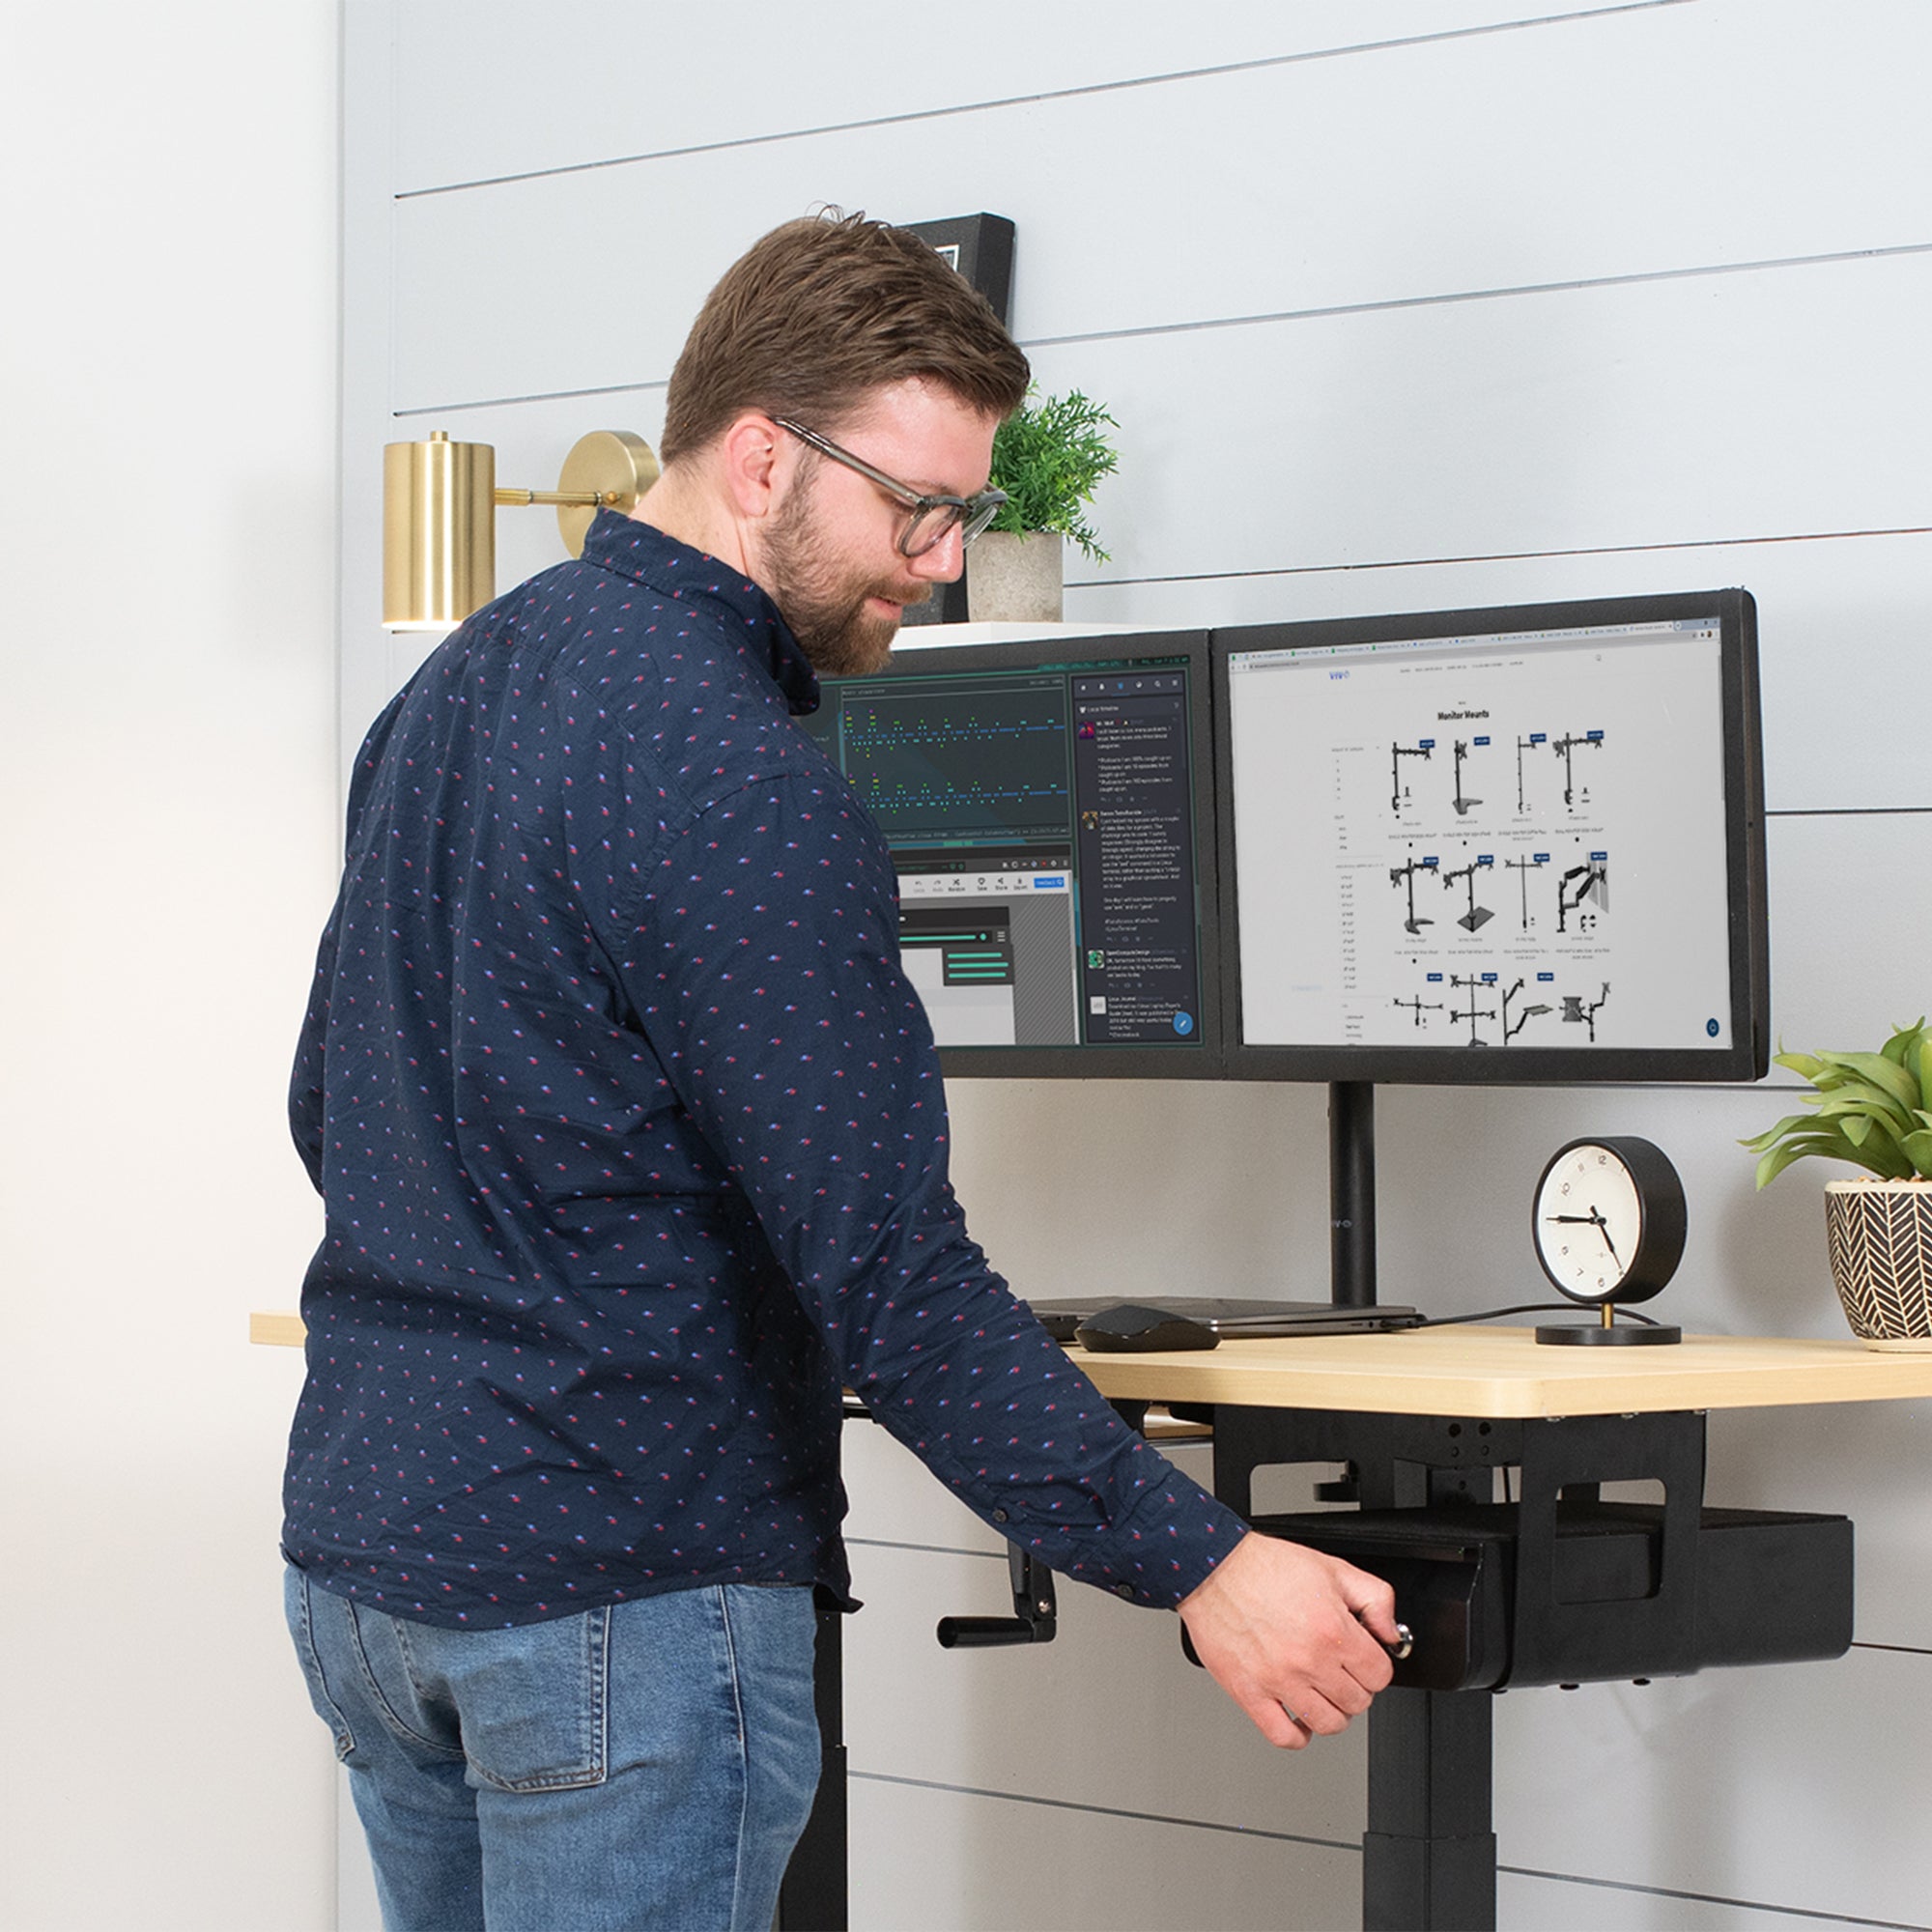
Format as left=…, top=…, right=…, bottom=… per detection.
left=1178, top=1530, right=1401, bottom=1748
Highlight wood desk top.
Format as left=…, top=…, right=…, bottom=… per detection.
left=1070, top=1325, right=1932, bottom=1418
left=255, top=1310, right=1932, bottom=1419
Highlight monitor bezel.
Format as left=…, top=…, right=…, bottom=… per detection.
left=1211, top=587, right=1769, bottom=1086
left=814, top=626, right=1225, bottom=1080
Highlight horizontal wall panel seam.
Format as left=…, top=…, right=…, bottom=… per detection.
left=849, top=1769, right=1357, bottom=1853
left=394, top=0, right=1689, bottom=200
left=847, top=1536, right=1004, bottom=1561
left=1499, top=1862, right=1932, bottom=1930
left=1074, top=524, right=1932, bottom=593
left=395, top=379, right=668, bottom=420
left=854, top=1776, right=1932, bottom=1924
left=390, top=241, right=1932, bottom=420
left=1027, top=240, right=1932, bottom=354
left=1766, top=808, right=1932, bottom=819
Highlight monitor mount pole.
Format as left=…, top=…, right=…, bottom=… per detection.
left=1329, top=1080, right=1378, bottom=1309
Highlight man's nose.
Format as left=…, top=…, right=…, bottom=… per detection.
left=908, top=521, right=967, bottom=584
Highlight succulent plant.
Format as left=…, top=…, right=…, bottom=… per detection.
left=1742, top=1017, right=1932, bottom=1186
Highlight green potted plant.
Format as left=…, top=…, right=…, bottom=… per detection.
left=1742, top=1017, right=1932, bottom=1348
left=968, top=388, right=1119, bottom=622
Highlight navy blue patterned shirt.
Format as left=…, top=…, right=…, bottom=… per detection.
left=284, top=511, right=1243, bottom=1627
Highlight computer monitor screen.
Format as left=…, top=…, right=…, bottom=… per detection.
left=801, top=631, right=1220, bottom=1077
left=1215, top=589, right=1767, bottom=1083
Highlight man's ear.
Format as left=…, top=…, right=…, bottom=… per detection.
left=717, top=412, right=785, bottom=524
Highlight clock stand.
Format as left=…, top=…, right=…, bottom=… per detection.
left=1536, top=1304, right=1682, bottom=1345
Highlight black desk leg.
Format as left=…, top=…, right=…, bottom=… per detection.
left=778, top=1599, right=848, bottom=1931
left=1363, top=1688, right=1496, bottom=1932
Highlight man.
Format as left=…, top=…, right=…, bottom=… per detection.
left=284, top=212, right=1398, bottom=1932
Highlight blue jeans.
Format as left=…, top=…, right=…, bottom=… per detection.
left=285, top=1567, right=821, bottom=1932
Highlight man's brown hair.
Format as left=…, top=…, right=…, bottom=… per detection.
left=659, top=211, right=1031, bottom=465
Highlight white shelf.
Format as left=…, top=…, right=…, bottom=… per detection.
left=893, top=619, right=1148, bottom=651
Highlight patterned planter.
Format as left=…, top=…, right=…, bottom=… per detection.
left=1825, top=1179, right=1932, bottom=1350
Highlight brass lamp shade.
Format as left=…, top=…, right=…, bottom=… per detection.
left=384, top=432, right=495, bottom=629
left=382, top=429, right=659, bottom=630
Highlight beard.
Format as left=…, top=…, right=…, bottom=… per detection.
left=759, top=478, right=931, bottom=676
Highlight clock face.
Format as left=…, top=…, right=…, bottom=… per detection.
left=1532, top=1137, right=1686, bottom=1306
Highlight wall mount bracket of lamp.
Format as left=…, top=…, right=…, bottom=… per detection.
left=384, top=429, right=659, bottom=630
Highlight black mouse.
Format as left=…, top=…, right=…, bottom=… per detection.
left=1073, top=1303, right=1220, bottom=1352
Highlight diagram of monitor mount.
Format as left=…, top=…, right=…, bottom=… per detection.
left=1390, top=737, right=1489, bottom=817
left=1388, top=856, right=1435, bottom=935
left=1515, top=737, right=1537, bottom=815
left=1501, top=978, right=1555, bottom=1041
left=1557, top=859, right=1608, bottom=934
left=1443, top=975, right=1495, bottom=1045
left=1507, top=728, right=1607, bottom=814
left=1451, top=740, right=1483, bottom=816
left=1505, top=854, right=1546, bottom=930
left=1388, top=851, right=1607, bottom=939
left=1562, top=980, right=1612, bottom=1040
left=1383, top=854, right=1499, bottom=935
left=1446, top=976, right=1538, bottom=1048
left=1386, top=852, right=1496, bottom=935
left=1390, top=741, right=1432, bottom=811
left=1551, top=728, right=1604, bottom=808
left=1399, top=728, right=1604, bottom=822
left=1439, top=860, right=1493, bottom=933
left=1390, top=978, right=1610, bottom=1046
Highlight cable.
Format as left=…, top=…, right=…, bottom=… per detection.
left=1411, top=1301, right=1665, bottom=1329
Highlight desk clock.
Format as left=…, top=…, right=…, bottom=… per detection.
left=1532, top=1136, right=1686, bottom=1345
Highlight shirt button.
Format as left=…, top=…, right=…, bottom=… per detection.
left=1114, top=1583, right=1135, bottom=1601
left=991, top=1509, right=1009, bottom=1523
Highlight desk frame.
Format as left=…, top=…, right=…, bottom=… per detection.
left=1079, top=1328, right=1932, bottom=1932
left=1202, top=1400, right=1713, bottom=1931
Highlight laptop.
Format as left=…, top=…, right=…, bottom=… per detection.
left=1022, top=1294, right=1421, bottom=1347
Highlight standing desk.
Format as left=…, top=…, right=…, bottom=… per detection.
left=1071, top=1326, right=1932, bottom=1932
left=252, top=1316, right=1932, bottom=1932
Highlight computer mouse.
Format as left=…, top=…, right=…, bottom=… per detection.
left=1073, top=1303, right=1221, bottom=1352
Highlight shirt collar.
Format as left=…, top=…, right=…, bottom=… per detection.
left=579, top=509, right=821, bottom=715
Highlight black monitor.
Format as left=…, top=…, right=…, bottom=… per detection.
left=801, top=630, right=1221, bottom=1077
left=1213, top=589, right=1769, bottom=1085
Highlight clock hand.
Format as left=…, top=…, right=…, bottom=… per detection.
left=1547, top=1210, right=1623, bottom=1264
left=1587, top=1207, right=1621, bottom=1265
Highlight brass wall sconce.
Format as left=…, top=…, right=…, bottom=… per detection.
left=383, top=429, right=659, bottom=629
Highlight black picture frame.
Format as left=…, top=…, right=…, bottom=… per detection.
left=902, top=214, right=1017, bottom=628
left=904, top=213, right=1015, bottom=326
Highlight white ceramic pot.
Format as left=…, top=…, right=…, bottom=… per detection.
left=967, top=530, right=1064, bottom=623
left=1824, top=1178, right=1932, bottom=1350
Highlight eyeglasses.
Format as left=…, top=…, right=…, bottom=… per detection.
left=776, top=417, right=1008, bottom=558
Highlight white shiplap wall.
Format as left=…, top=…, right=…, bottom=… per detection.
left=341, top=3, right=1932, bottom=1926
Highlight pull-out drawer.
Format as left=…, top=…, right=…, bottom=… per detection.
left=1255, top=1502, right=1853, bottom=1691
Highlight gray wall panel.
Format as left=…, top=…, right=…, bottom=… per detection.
left=1020, top=254, right=1932, bottom=585
left=1498, top=1866, right=1913, bottom=1931
left=1492, top=1645, right=1932, bottom=1926
left=391, top=1, right=1658, bottom=193
left=844, top=1527, right=1367, bottom=1840
left=389, top=2, right=1932, bottom=411
left=850, top=1773, right=1363, bottom=1932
